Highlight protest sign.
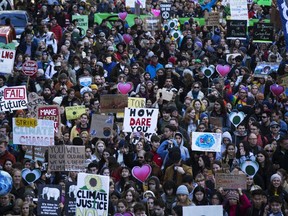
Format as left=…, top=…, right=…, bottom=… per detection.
left=226, top=20, right=247, bottom=40
left=229, top=0, right=248, bottom=21
left=160, top=3, right=172, bottom=20
left=100, top=94, right=128, bottom=113
left=215, top=173, right=247, bottom=189
left=126, top=0, right=146, bottom=8
left=13, top=118, right=54, bottom=146
left=191, top=132, right=222, bottom=152
left=90, top=114, right=114, bottom=138
left=48, top=145, right=85, bottom=171
left=156, top=89, right=173, bottom=101
left=27, top=92, right=45, bottom=117
left=210, top=117, right=223, bottom=130
left=37, top=184, right=61, bottom=216
left=76, top=173, right=110, bottom=216
left=277, top=0, right=288, bottom=51
left=183, top=205, right=223, bottom=216
left=25, top=146, right=47, bottom=162
left=123, top=108, right=159, bottom=133
left=65, top=182, right=77, bottom=216
left=206, top=12, right=220, bottom=26
left=65, top=105, right=86, bottom=120
left=254, top=0, right=271, bottom=6
left=0, top=48, right=15, bottom=74
left=72, top=15, right=88, bottom=36
left=253, top=23, right=273, bottom=43
left=22, top=60, right=38, bottom=76
left=37, top=105, right=61, bottom=136
left=143, top=17, right=161, bottom=31
left=117, top=97, right=146, bottom=118
left=254, top=62, right=279, bottom=77
left=0, top=85, right=28, bottom=112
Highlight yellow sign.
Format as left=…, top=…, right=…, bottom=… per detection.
left=65, top=106, right=86, bottom=120
left=15, top=117, right=37, bottom=128
left=117, top=97, right=146, bottom=118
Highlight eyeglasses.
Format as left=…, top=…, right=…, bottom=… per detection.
left=147, top=202, right=154, bottom=204
left=132, top=67, right=138, bottom=69
left=194, top=86, right=199, bottom=89
left=137, top=156, right=144, bottom=159
left=261, top=116, right=267, bottom=118
left=271, top=126, right=280, bottom=129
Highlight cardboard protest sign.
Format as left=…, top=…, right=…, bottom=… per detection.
left=37, top=184, right=62, bottom=216
left=206, top=12, right=220, bottom=26
left=27, top=92, right=45, bottom=117
left=191, top=132, right=222, bottom=152
left=215, top=173, right=247, bottom=189
left=143, top=17, right=161, bottom=31
left=0, top=85, right=28, bottom=112
left=183, top=205, right=223, bottom=216
left=100, top=94, right=128, bottom=113
left=37, top=105, right=61, bottom=136
left=25, top=146, right=47, bottom=162
left=254, top=62, right=279, bottom=77
left=76, top=173, right=110, bottom=216
left=65, top=105, right=86, bottom=120
left=117, top=97, right=146, bottom=118
left=13, top=118, right=54, bottom=146
left=48, top=145, right=85, bottom=171
left=123, top=108, right=159, bottom=133
left=160, top=3, right=172, bottom=20
left=253, top=23, right=273, bottom=43
left=0, top=48, right=15, bottom=74
left=210, top=117, right=223, bottom=130
left=72, top=15, right=88, bottom=36
left=65, top=182, right=77, bottom=216
left=229, top=0, right=248, bottom=21
left=226, top=20, right=247, bottom=40
left=90, top=114, right=114, bottom=138
left=156, top=89, right=173, bottom=101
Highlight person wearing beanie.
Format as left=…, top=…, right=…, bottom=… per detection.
left=216, top=131, right=232, bottom=161
left=192, top=41, right=205, bottom=60
left=224, top=188, right=251, bottom=216
left=173, top=185, right=194, bottom=207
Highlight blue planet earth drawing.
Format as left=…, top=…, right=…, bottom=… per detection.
left=195, top=134, right=215, bottom=149
left=0, top=170, right=12, bottom=196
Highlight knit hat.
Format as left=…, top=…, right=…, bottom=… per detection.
left=176, top=185, right=189, bottom=196
left=222, top=131, right=232, bottom=142
left=200, top=113, right=208, bottom=121
left=270, top=173, right=282, bottom=182
left=195, top=41, right=202, bottom=48
left=226, top=190, right=239, bottom=201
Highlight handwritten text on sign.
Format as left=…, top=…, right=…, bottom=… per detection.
left=37, top=105, right=61, bottom=135
left=123, top=108, right=159, bottom=133
left=0, top=48, right=15, bottom=74
left=0, top=86, right=28, bottom=112
left=13, top=118, right=54, bottom=146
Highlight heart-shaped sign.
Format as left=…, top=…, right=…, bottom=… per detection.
left=117, top=82, right=133, bottom=94
left=216, top=64, right=231, bottom=77
left=201, top=65, right=215, bottom=78
left=240, top=160, right=259, bottom=177
left=132, top=164, right=152, bottom=183
left=229, top=111, right=245, bottom=127
left=22, top=168, right=41, bottom=184
left=123, top=34, right=133, bottom=45
left=151, top=9, right=160, bottom=17
left=270, top=84, right=284, bottom=97
left=118, top=12, right=127, bottom=21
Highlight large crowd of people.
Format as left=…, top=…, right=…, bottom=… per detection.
left=0, top=0, right=287, bottom=215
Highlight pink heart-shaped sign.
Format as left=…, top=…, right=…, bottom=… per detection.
left=118, top=12, right=127, bottom=21
left=123, top=34, right=133, bottom=45
left=151, top=9, right=160, bottom=17
left=216, top=64, right=231, bottom=77
left=117, top=82, right=133, bottom=94
left=132, top=164, right=152, bottom=183
left=270, top=84, right=284, bottom=97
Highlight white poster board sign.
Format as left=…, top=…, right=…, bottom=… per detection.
left=123, top=108, right=158, bottom=133
left=13, top=118, right=55, bottom=146
left=191, top=132, right=222, bottom=152
left=0, top=48, right=15, bottom=74
left=0, top=85, right=28, bottom=112
left=183, top=205, right=223, bottom=216
left=230, top=0, right=248, bottom=21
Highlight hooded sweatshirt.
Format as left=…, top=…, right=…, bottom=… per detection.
left=216, top=131, right=232, bottom=161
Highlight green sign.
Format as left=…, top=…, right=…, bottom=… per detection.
left=254, top=0, right=271, bottom=6
left=72, top=15, right=88, bottom=36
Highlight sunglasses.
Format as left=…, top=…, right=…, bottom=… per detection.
left=265, top=150, right=274, bottom=152
left=271, top=126, right=279, bottom=129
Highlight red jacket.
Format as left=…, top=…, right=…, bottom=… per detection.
left=228, top=194, right=252, bottom=216
left=51, top=24, right=63, bottom=43
left=0, top=151, right=16, bottom=167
